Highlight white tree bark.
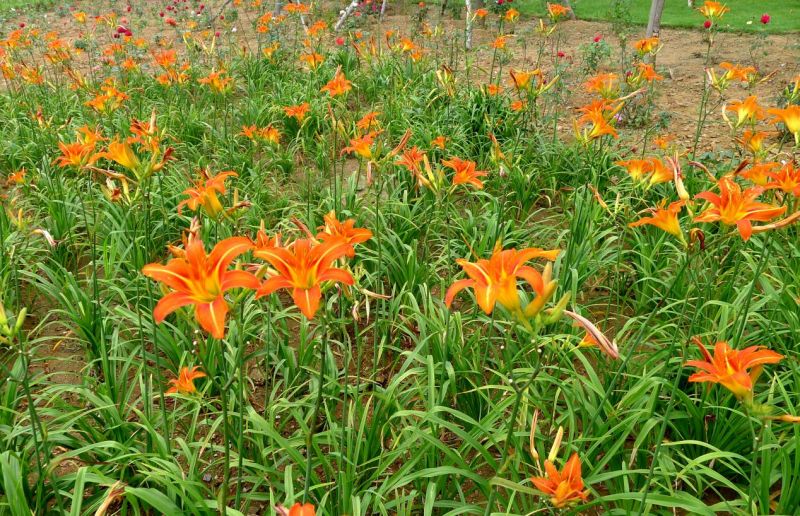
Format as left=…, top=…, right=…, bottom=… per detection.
left=646, top=0, right=665, bottom=37
left=335, top=0, right=362, bottom=31
left=464, top=0, right=473, bottom=50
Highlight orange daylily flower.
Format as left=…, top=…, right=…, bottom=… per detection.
left=648, top=158, right=673, bottom=186
left=768, top=105, right=800, bottom=145
left=694, top=175, right=787, bottom=240
left=299, top=52, right=324, bottom=70
left=509, top=68, right=541, bottom=91
left=5, top=168, right=26, bottom=186
left=504, top=8, right=520, bottom=22
left=629, top=200, right=687, bottom=241
left=766, top=161, right=800, bottom=196
left=631, top=63, right=663, bottom=84
left=198, top=69, right=233, bottom=94
left=99, top=139, right=141, bottom=172
left=738, top=161, right=779, bottom=186
left=142, top=237, right=258, bottom=339
left=719, top=62, right=756, bottom=84
left=442, top=157, right=487, bottom=189
left=396, top=146, right=426, bottom=172
left=726, top=96, right=764, bottom=127
left=616, top=158, right=652, bottom=183
left=546, top=2, right=571, bottom=21
left=342, top=131, right=381, bottom=159
left=686, top=338, right=783, bottom=399
left=283, top=102, right=311, bottom=122
left=317, top=210, right=373, bottom=245
left=431, top=136, right=447, bottom=149
left=177, top=169, right=238, bottom=218
left=575, top=100, right=621, bottom=141
left=584, top=73, right=619, bottom=99
left=486, top=83, right=503, bottom=96
left=633, top=37, right=659, bottom=55
left=276, top=503, right=315, bottom=516
left=474, top=8, right=488, bottom=18
left=166, top=366, right=206, bottom=394
left=54, top=141, right=97, bottom=169
left=739, top=129, right=770, bottom=156
left=254, top=238, right=355, bottom=319
left=697, top=1, right=729, bottom=19
left=321, top=70, right=352, bottom=97
left=445, top=244, right=560, bottom=315
left=356, top=111, right=381, bottom=131
left=531, top=453, right=590, bottom=509
left=490, top=35, right=508, bottom=50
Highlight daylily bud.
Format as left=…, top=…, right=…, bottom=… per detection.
left=543, top=292, right=571, bottom=325
left=547, top=426, right=564, bottom=463
left=14, top=308, right=27, bottom=334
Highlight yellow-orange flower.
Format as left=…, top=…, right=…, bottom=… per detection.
left=445, top=244, right=560, bottom=315
left=584, top=73, right=619, bottom=99
left=166, top=366, right=206, bottom=394
left=321, top=70, right=352, bottom=97
left=768, top=105, right=800, bottom=144
left=697, top=1, right=729, bottom=19
left=342, top=131, right=381, bottom=159
left=629, top=200, right=686, bottom=240
left=546, top=2, right=571, bottom=21
left=99, top=139, right=141, bottom=172
left=686, top=338, right=783, bottom=399
left=738, top=161, right=778, bottom=187
left=616, top=159, right=652, bottom=183
left=766, top=162, right=800, bottom=196
left=694, top=175, right=787, bottom=240
left=633, top=37, right=659, bottom=55
left=531, top=453, right=590, bottom=509
left=739, top=129, right=769, bottom=155
left=255, top=238, right=355, bottom=319
left=198, top=69, right=233, bottom=94
left=142, top=237, right=258, bottom=339
left=177, top=169, right=238, bottom=218
left=726, top=96, right=764, bottom=127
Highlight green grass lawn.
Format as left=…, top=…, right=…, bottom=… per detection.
left=519, top=0, right=800, bottom=33
left=0, top=0, right=59, bottom=14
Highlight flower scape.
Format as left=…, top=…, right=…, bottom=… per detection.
left=1, top=0, right=799, bottom=514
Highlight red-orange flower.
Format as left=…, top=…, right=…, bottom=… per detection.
left=531, top=453, right=590, bottom=509
left=442, top=157, right=487, bottom=189
left=317, top=210, right=373, bottom=245
left=142, top=237, right=258, bottom=339
left=166, top=366, right=206, bottom=394
left=686, top=338, right=783, bottom=399
left=445, top=245, right=560, bottom=315
left=254, top=239, right=354, bottom=319
left=694, top=176, right=787, bottom=240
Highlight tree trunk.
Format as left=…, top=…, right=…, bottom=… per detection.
left=646, top=0, right=665, bottom=37
left=464, top=0, right=473, bottom=50
left=334, top=0, right=361, bottom=31
left=562, top=0, right=576, bottom=20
